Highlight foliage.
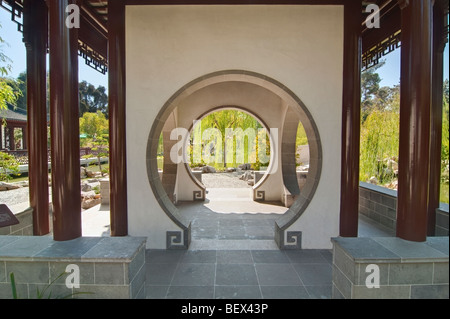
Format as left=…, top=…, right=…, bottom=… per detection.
left=360, top=109, right=399, bottom=184
left=79, top=80, right=108, bottom=116
left=0, top=24, right=21, bottom=112
left=296, top=122, right=308, bottom=146
left=91, top=134, right=109, bottom=177
left=360, top=64, right=448, bottom=201
left=79, top=111, right=109, bottom=142
left=0, top=151, right=20, bottom=181
left=361, top=61, right=384, bottom=120
left=189, top=110, right=267, bottom=170
left=79, top=112, right=109, bottom=175
left=2, top=72, right=26, bottom=112
left=9, top=272, right=92, bottom=299
left=441, top=79, right=449, bottom=185
left=0, top=78, right=21, bottom=112
left=360, top=62, right=401, bottom=186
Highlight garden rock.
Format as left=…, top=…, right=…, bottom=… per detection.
left=81, top=183, right=92, bottom=192
left=202, top=165, right=216, bottom=173
left=0, top=182, right=20, bottom=191
left=80, top=167, right=88, bottom=178
left=239, top=163, right=252, bottom=170
left=239, top=171, right=253, bottom=181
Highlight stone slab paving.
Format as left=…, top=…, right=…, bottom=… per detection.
left=145, top=249, right=333, bottom=299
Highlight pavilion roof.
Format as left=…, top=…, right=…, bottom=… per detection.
left=0, top=0, right=448, bottom=73
left=0, top=106, right=27, bottom=122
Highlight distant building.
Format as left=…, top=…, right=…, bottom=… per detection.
left=0, top=106, right=27, bottom=151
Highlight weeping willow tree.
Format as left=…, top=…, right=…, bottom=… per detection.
left=189, top=109, right=268, bottom=170
left=360, top=109, right=400, bottom=184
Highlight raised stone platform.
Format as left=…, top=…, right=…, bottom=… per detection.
left=332, top=237, right=449, bottom=299
left=0, top=236, right=146, bottom=299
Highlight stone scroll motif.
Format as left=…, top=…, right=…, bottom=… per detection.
left=193, top=190, right=205, bottom=201
left=166, top=231, right=188, bottom=250
left=254, top=190, right=265, bottom=202
left=283, top=231, right=302, bottom=250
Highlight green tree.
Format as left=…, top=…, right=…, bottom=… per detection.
left=79, top=81, right=108, bottom=116
left=361, top=61, right=386, bottom=122
left=360, top=109, right=400, bottom=184
left=441, top=79, right=449, bottom=184
left=0, top=151, right=19, bottom=181
left=190, top=110, right=263, bottom=169
left=91, top=134, right=109, bottom=177
left=0, top=24, right=21, bottom=112
left=79, top=111, right=108, bottom=140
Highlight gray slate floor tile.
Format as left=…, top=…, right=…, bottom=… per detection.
left=251, top=250, right=290, bottom=263
left=256, top=263, right=302, bottom=286
left=181, top=250, right=217, bottom=263
left=215, top=264, right=259, bottom=285
left=171, top=263, right=216, bottom=286
left=260, top=286, right=310, bottom=299
left=215, top=285, right=262, bottom=299
left=167, top=286, right=215, bottom=299
left=293, top=263, right=332, bottom=286
left=216, top=250, right=254, bottom=264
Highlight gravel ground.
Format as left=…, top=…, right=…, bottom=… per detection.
left=201, top=172, right=252, bottom=188
left=0, top=186, right=31, bottom=207
left=0, top=172, right=250, bottom=207
left=0, top=186, right=52, bottom=209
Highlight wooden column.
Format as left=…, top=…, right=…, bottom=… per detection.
left=397, top=0, right=433, bottom=242
left=339, top=0, right=362, bottom=237
left=108, top=0, right=128, bottom=236
left=23, top=0, right=50, bottom=236
left=427, top=2, right=447, bottom=236
left=8, top=125, right=15, bottom=151
left=48, top=0, right=82, bottom=241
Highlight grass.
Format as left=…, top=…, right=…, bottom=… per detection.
left=86, top=163, right=109, bottom=173
left=3, top=163, right=110, bottom=183
left=3, top=174, right=29, bottom=183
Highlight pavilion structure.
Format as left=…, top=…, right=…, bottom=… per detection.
left=0, top=0, right=448, bottom=299
left=0, top=106, right=27, bottom=152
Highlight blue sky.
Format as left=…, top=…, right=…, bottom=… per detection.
left=1, top=9, right=448, bottom=90
left=0, top=9, right=108, bottom=89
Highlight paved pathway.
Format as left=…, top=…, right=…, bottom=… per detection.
left=145, top=248, right=333, bottom=299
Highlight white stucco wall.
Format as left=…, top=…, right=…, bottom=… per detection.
left=126, top=5, right=343, bottom=249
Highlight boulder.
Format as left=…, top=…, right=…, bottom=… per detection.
left=86, top=170, right=102, bottom=178
left=81, top=183, right=92, bottom=192
left=0, top=182, right=20, bottom=191
left=202, top=165, right=216, bottom=173
left=239, top=163, right=252, bottom=170
left=239, top=171, right=253, bottom=181
left=80, top=167, right=88, bottom=178
left=81, top=198, right=102, bottom=210
left=81, top=190, right=96, bottom=199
